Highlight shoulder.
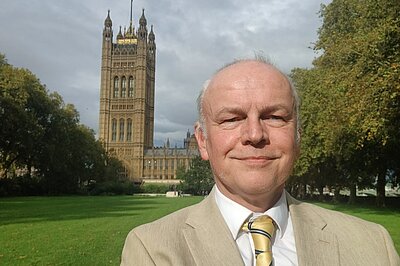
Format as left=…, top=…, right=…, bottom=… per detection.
left=127, top=193, right=216, bottom=242
left=133, top=201, right=199, bottom=235
left=288, top=196, right=400, bottom=265
left=288, top=195, right=384, bottom=232
left=287, top=194, right=397, bottom=252
left=121, top=200, right=205, bottom=265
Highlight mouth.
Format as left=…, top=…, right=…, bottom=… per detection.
left=232, top=156, right=278, bottom=165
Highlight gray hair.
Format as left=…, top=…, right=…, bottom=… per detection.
left=196, top=55, right=301, bottom=142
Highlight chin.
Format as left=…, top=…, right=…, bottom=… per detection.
left=244, top=178, right=284, bottom=195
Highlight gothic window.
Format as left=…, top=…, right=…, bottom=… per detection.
left=119, top=118, right=125, bottom=141
left=121, top=77, right=126, bottom=97
left=165, top=160, right=168, bottom=170
left=126, top=119, right=132, bottom=141
left=113, top=77, right=119, bottom=98
left=111, top=119, right=117, bottom=141
left=128, top=76, right=134, bottom=97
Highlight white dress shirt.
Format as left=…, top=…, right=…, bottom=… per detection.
left=215, top=186, right=298, bottom=266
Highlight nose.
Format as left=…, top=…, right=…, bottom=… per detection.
left=241, top=117, right=268, bottom=146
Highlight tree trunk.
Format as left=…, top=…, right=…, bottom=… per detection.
left=309, top=184, right=314, bottom=200
left=301, top=183, right=307, bottom=199
left=333, top=185, right=341, bottom=204
left=318, top=185, right=324, bottom=201
left=376, top=170, right=386, bottom=207
left=348, top=183, right=356, bottom=205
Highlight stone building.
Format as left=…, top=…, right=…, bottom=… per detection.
left=98, top=5, right=198, bottom=183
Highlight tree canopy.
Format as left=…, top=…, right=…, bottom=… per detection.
left=0, top=54, right=123, bottom=195
left=177, top=156, right=214, bottom=195
left=291, top=0, right=400, bottom=206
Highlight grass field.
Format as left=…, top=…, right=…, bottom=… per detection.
left=0, top=196, right=202, bottom=265
left=0, top=196, right=398, bottom=265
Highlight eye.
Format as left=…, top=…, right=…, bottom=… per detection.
left=223, top=117, right=241, bottom=123
left=263, top=115, right=287, bottom=127
left=269, top=115, right=284, bottom=121
left=261, top=114, right=284, bottom=121
left=218, top=116, right=243, bottom=129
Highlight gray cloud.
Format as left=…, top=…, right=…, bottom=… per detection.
left=0, top=0, right=331, bottom=147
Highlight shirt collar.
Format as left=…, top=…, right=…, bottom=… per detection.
left=253, top=190, right=288, bottom=239
left=214, top=186, right=289, bottom=240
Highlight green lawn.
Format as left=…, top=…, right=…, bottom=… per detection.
left=0, top=196, right=202, bottom=265
left=0, top=196, right=398, bottom=265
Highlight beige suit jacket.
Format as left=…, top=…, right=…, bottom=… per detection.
left=121, top=189, right=400, bottom=266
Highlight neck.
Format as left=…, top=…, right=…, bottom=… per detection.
left=216, top=183, right=284, bottom=212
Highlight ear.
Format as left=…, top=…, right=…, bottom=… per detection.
left=194, top=122, right=209, bottom=161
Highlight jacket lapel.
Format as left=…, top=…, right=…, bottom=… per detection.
left=183, top=188, right=244, bottom=266
left=287, top=193, right=339, bottom=266
left=181, top=190, right=340, bottom=265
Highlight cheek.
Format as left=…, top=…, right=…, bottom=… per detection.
left=271, top=127, right=297, bottom=146
left=207, top=131, right=238, bottom=156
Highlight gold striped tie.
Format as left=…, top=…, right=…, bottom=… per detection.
left=243, top=215, right=276, bottom=266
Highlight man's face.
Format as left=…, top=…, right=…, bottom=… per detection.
left=196, top=61, right=299, bottom=208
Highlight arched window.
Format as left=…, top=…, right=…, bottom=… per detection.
left=126, top=118, right=132, bottom=141
left=119, top=119, right=125, bottom=141
left=111, top=119, right=117, bottom=141
left=113, top=77, right=119, bottom=98
left=128, top=77, right=134, bottom=97
left=121, top=77, right=126, bottom=97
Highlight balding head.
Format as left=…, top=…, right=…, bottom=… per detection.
left=197, top=58, right=300, bottom=142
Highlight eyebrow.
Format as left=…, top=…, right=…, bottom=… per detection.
left=214, top=104, right=292, bottom=117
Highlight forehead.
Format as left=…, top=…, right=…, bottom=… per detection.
left=203, top=61, right=292, bottom=107
left=212, top=61, right=283, bottom=83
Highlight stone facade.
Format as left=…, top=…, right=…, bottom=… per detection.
left=98, top=6, right=198, bottom=182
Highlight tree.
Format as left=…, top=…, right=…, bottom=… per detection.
left=291, top=0, right=400, bottom=206
left=177, top=156, right=214, bottom=195
left=0, top=59, right=49, bottom=178
left=317, top=0, right=400, bottom=206
left=0, top=53, right=124, bottom=195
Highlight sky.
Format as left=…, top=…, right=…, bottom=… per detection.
left=0, top=0, right=331, bottom=147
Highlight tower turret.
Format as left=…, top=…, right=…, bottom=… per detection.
left=149, top=25, right=155, bottom=41
left=117, top=26, right=123, bottom=41
left=138, top=9, right=148, bottom=40
left=104, top=10, right=112, bottom=28
left=103, top=10, right=113, bottom=41
left=148, top=25, right=156, bottom=57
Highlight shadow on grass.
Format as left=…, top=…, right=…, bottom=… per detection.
left=0, top=196, right=169, bottom=226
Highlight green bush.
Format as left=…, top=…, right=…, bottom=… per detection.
left=88, top=180, right=137, bottom=195
left=140, top=183, right=171, bottom=194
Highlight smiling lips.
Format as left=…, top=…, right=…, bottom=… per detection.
left=232, top=155, right=279, bottom=164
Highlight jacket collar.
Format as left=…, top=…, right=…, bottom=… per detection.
left=183, top=187, right=244, bottom=265
left=287, top=192, right=339, bottom=265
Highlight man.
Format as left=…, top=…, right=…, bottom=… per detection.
left=121, top=58, right=400, bottom=265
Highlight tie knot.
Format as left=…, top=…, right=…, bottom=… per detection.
left=243, top=215, right=276, bottom=266
left=243, top=215, right=275, bottom=237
